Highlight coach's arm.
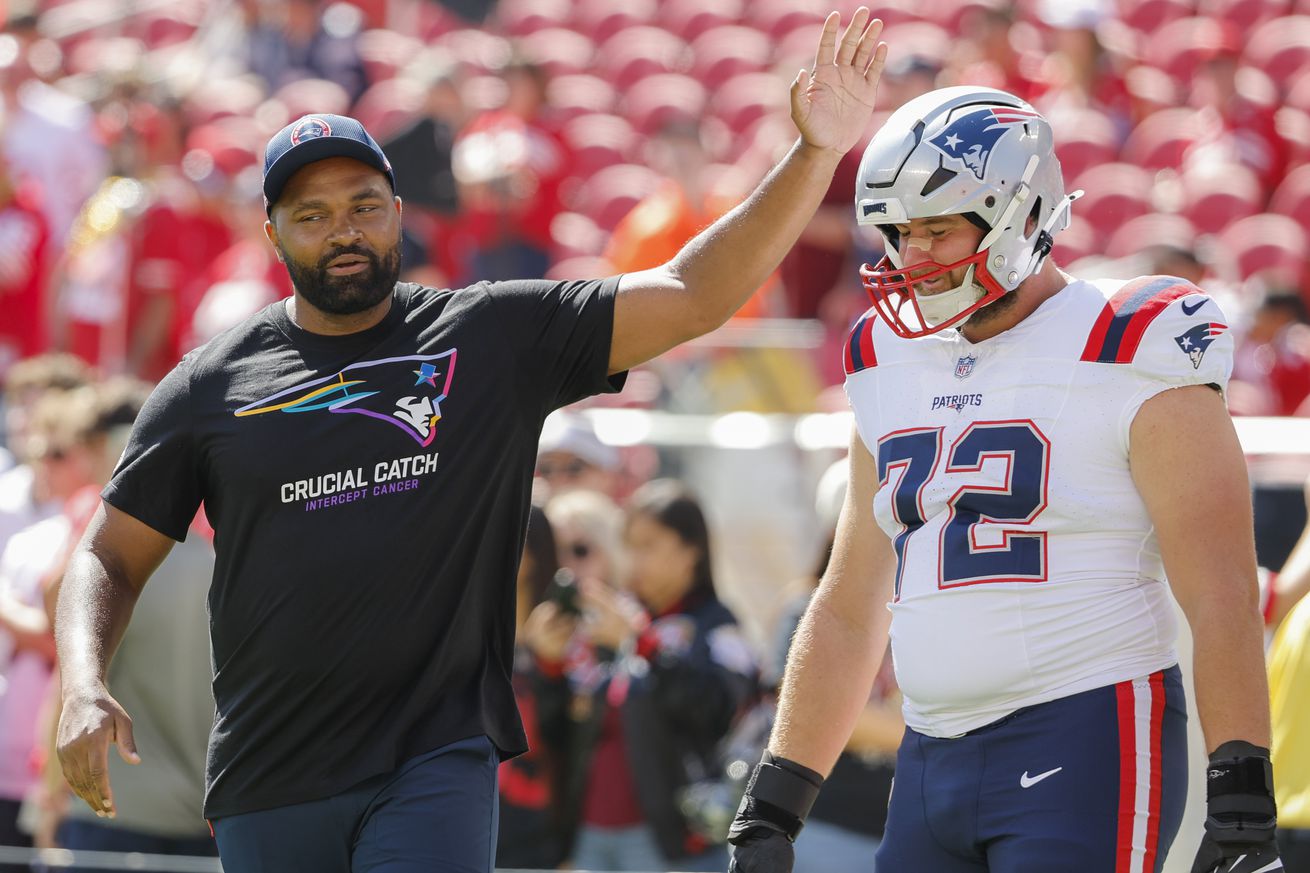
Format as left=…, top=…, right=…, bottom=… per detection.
left=54, top=503, right=176, bottom=818
left=608, top=9, right=887, bottom=375
left=1130, top=384, right=1271, bottom=753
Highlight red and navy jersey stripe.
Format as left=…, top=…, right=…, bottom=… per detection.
left=844, top=312, right=878, bottom=375
left=1080, top=276, right=1197, bottom=365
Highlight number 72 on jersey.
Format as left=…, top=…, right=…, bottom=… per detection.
left=876, top=420, right=1051, bottom=598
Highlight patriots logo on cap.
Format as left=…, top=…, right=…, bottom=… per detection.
left=929, top=107, right=1041, bottom=181
left=1174, top=322, right=1227, bottom=369
left=234, top=350, right=457, bottom=446
left=290, top=116, right=333, bottom=145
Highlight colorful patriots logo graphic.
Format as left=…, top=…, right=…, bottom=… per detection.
left=928, top=106, right=1041, bottom=181
left=1173, top=323, right=1227, bottom=370
left=234, top=350, right=457, bottom=446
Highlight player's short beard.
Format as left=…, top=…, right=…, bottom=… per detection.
left=282, top=240, right=402, bottom=316
left=965, top=282, right=1020, bottom=329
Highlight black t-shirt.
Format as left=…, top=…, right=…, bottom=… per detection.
left=102, top=279, right=624, bottom=818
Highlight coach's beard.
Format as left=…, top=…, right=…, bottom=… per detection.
left=284, top=242, right=402, bottom=316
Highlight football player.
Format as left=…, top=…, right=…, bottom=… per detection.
left=729, top=87, right=1283, bottom=873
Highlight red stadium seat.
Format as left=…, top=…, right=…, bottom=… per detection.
left=518, top=28, right=596, bottom=79
left=1050, top=109, right=1120, bottom=185
left=1050, top=216, right=1101, bottom=267
left=1104, top=213, right=1201, bottom=259
left=570, top=0, right=659, bottom=43
left=659, top=0, right=745, bottom=41
left=710, top=72, right=790, bottom=133
left=1149, top=17, right=1242, bottom=85
left=356, top=29, right=422, bottom=87
left=561, top=114, right=638, bottom=177
left=1179, top=164, right=1263, bottom=236
left=351, top=79, right=425, bottom=141
left=689, top=26, right=773, bottom=83
left=753, top=0, right=829, bottom=40
left=1286, top=68, right=1310, bottom=114
left=546, top=74, right=618, bottom=123
left=1117, top=0, right=1194, bottom=34
left=549, top=212, right=608, bottom=260
left=494, top=0, right=571, bottom=37
left=1199, top=0, right=1292, bottom=31
left=1269, top=163, right=1310, bottom=229
left=1216, top=212, right=1309, bottom=281
left=545, top=256, right=614, bottom=281
left=1120, top=107, right=1203, bottom=171
left=274, top=79, right=352, bottom=119
left=878, top=21, right=951, bottom=66
left=431, top=29, right=511, bottom=74
left=1244, top=16, right=1310, bottom=84
left=1070, top=163, right=1157, bottom=238
left=574, top=163, right=664, bottom=231
left=621, top=74, right=710, bottom=136
left=594, top=27, right=691, bottom=91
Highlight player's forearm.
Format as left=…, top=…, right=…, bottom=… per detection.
left=1183, top=584, right=1272, bottom=753
left=54, top=548, right=141, bottom=696
left=663, top=140, right=844, bottom=330
left=770, top=583, right=889, bottom=776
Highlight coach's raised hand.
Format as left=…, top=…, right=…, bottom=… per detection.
left=791, top=8, right=888, bottom=155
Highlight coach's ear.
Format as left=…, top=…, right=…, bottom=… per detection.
left=264, top=219, right=285, bottom=263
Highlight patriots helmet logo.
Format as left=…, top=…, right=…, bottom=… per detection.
left=928, top=107, right=1041, bottom=181
left=1174, top=323, right=1227, bottom=370
left=234, top=350, right=457, bottom=446
left=290, top=116, right=333, bottom=145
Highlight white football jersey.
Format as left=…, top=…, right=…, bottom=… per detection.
left=844, top=276, right=1233, bottom=738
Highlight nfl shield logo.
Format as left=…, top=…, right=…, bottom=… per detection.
left=954, top=355, right=976, bottom=379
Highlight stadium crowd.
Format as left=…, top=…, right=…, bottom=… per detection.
left=1, top=0, right=1310, bottom=870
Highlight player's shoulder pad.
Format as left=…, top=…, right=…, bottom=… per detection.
left=1081, top=276, right=1232, bottom=384
left=843, top=307, right=880, bottom=375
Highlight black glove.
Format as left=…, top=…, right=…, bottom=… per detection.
left=727, top=751, right=824, bottom=873
left=1191, top=741, right=1284, bottom=873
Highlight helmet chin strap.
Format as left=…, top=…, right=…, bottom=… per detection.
left=917, top=264, right=984, bottom=327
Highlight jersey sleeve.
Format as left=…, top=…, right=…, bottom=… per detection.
left=1120, top=284, right=1234, bottom=440
left=101, top=359, right=203, bottom=542
left=481, top=276, right=627, bottom=416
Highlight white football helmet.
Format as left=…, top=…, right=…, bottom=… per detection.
left=855, top=86, right=1080, bottom=338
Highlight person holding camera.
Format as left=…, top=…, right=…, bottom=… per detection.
left=523, top=480, right=757, bottom=871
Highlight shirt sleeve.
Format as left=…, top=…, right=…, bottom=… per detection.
left=482, top=276, right=627, bottom=416
left=101, top=359, right=203, bottom=542
left=1120, top=290, right=1234, bottom=443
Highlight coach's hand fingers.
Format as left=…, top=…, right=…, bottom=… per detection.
left=57, top=688, right=137, bottom=818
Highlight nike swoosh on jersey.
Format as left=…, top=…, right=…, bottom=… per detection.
left=1181, top=298, right=1207, bottom=316
left=1019, top=767, right=1063, bottom=788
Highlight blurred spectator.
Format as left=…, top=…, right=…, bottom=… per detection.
left=1272, top=476, right=1310, bottom=629
left=544, top=489, right=627, bottom=588
left=382, top=51, right=467, bottom=288
left=532, top=480, right=755, bottom=872
left=1269, top=481, right=1310, bottom=868
left=1034, top=0, right=1130, bottom=136
left=24, top=379, right=219, bottom=868
left=0, top=28, right=107, bottom=253
left=947, top=5, right=1045, bottom=104
left=496, top=503, right=568, bottom=869
left=1230, top=289, right=1310, bottom=417
left=447, top=57, right=570, bottom=283
left=247, top=0, right=368, bottom=103
left=0, top=149, right=51, bottom=379
left=779, top=148, right=860, bottom=321
left=382, top=51, right=465, bottom=217
left=0, top=385, right=110, bottom=867
left=536, top=411, right=621, bottom=501
left=1186, top=26, right=1290, bottom=197
left=767, top=459, right=901, bottom=872
left=0, top=356, right=92, bottom=552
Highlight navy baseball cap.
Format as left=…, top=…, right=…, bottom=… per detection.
left=262, top=114, right=395, bottom=212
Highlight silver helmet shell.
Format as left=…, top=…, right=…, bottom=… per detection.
left=855, top=86, right=1077, bottom=337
